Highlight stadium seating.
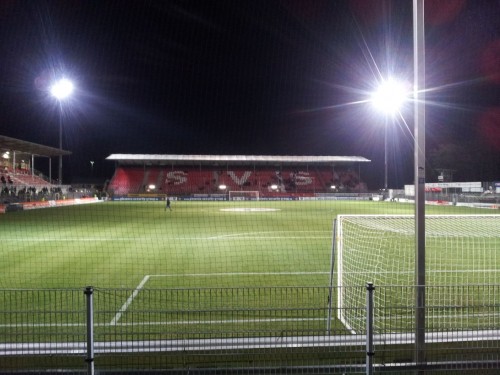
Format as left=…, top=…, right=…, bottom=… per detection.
left=107, top=165, right=365, bottom=196
left=107, top=167, right=144, bottom=195
left=159, top=168, right=213, bottom=194
left=6, top=173, right=50, bottom=187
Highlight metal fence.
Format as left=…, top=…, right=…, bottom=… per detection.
left=1, top=285, right=499, bottom=374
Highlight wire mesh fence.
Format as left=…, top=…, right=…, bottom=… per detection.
left=1, top=285, right=499, bottom=374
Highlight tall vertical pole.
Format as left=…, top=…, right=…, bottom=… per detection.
left=366, top=282, right=375, bottom=375
left=384, top=119, right=388, bottom=191
left=326, top=219, right=338, bottom=335
left=85, top=286, right=95, bottom=375
left=51, top=78, right=73, bottom=184
left=49, top=159, right=52, bottom=183
left=413, top=0, right=426, bottom=371
left=58, top=103, right=63, bottom=185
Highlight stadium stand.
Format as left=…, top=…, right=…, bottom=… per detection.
left=107, top=167, right=144, bottom=195
left=0, top=135, right=72, bottom=201
left=8, top=173, right=49, bottom=187
left=106, top=156, right=370, bottom=197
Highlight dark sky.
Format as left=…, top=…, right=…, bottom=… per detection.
left=1, top=0, right=499, bottom=187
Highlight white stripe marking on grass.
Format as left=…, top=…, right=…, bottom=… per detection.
left=207, top=236, right=330, bottom=240
left=2, top=312, right=498, bottom=328
left=150, top=271, right=328, bottom=277
left=1, top=231, right=330, bottom=242
left=109, top=317, right=326, bottom=326
left=220, top=208, right=280, bottom=212
left=109, top=275, right=150, bottom=326
left=0, top=318, right=324, bottom=328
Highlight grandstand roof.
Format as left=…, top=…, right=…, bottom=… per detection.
left=0, top=135, right=72, bottom=157
left=106, top=154, right=371, bottom=166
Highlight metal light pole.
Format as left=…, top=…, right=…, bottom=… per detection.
left=413, top=0, right=426, bottom=370
left=369, top=2, right=426, bottom=369
left=50, top=78, right=74, bottom=184
left=58, top=103, right=63, bottom=185
left=384, top=117, right=388, bottom=191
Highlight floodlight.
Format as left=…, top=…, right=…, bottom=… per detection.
left=50, top=78, right=74, bottom=100
left=50, top=77, right=75, bottom=184
left=370, top=77, right=409, bottom=191
left=371, top=78, right=408, bottom=115
left=219, top=184, right=227, bottom=190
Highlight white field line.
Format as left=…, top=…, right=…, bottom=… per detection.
left=0, top=317, right=325, bottom=328
left=1, top=235, right=331, bottom=243
left=206, top=230, right=328, bottom=240
left=150, top=271, right=328, bottom=277
left=337, top=270, right=500, bottom=274
left=1, top=313, right=498, bottom=329
left=0, top=230, right=330, bottom=242
left=109, top=275, right=150, bottom=326
left=109, top=317, right=327, bottom=326
left=1, top=236, right=330, bottom=241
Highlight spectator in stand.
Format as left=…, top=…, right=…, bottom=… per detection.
left=1, top=175, right=5, bottom=185
left=7, top=176, right=13, bottom=184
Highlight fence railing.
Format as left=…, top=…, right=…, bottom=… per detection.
left=1, top=285, right=499, bottom=374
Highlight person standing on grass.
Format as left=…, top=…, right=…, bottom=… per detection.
left=165, top=197, right=172, bottom=211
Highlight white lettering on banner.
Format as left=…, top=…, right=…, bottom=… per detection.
left=166, top=171, right=187, bottom=185
left=295, top=171, right=312, bottom=186
left=228, top=171, right=252, bottom=185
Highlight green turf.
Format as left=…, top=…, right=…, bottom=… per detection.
left=0, top=200, right=498, bottom=341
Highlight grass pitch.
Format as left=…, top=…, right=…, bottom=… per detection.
left=1, top=200, right=419, bottom=289
left=0, top=200, right=498, bottom=341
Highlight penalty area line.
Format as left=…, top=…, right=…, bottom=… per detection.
left=149, top=271, right=328, bottom=277
left=109, top=275, right=150, bottom=326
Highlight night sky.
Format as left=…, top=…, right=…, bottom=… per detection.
left=1, top=0, right=499, bottom=188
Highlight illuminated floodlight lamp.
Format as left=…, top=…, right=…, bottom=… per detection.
left=371, top=78, right=409, bottom=115
left=50, top=77, right=75, bottom=184
left=148, top=184, right=156, bottom=190
left=270, top=184, right=278, bottom=191
left=2, top=151, right=9, bottom=159
left=370, top=77, right=410, bottom=191
left=50, top=78, right=74, bottom=100
left=330, top=185, right=336, bottom=190
left=219, top=184, right=227, bottom=190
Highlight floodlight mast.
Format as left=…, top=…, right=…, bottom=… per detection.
left=371, top=77, right=409, bottom=192
left=50, top=78, right=74, bottom=185
left=413, top=0, right=426, bottom=369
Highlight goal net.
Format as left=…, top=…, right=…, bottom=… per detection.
left=228, top=191, right=260, bottom=201
left=334, top=214, right=500, bottom=333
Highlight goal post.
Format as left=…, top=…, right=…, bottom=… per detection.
left=334, top=214, right=500, bottom=333
left=228, top=191, right=260, bottom=201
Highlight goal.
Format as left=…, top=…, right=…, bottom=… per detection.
left=228, top=191, right=260, bottom=201
left=334, top=214, right=500, bottom=333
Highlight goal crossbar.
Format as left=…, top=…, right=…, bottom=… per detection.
left=228, top=191, right=260, bottom=201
